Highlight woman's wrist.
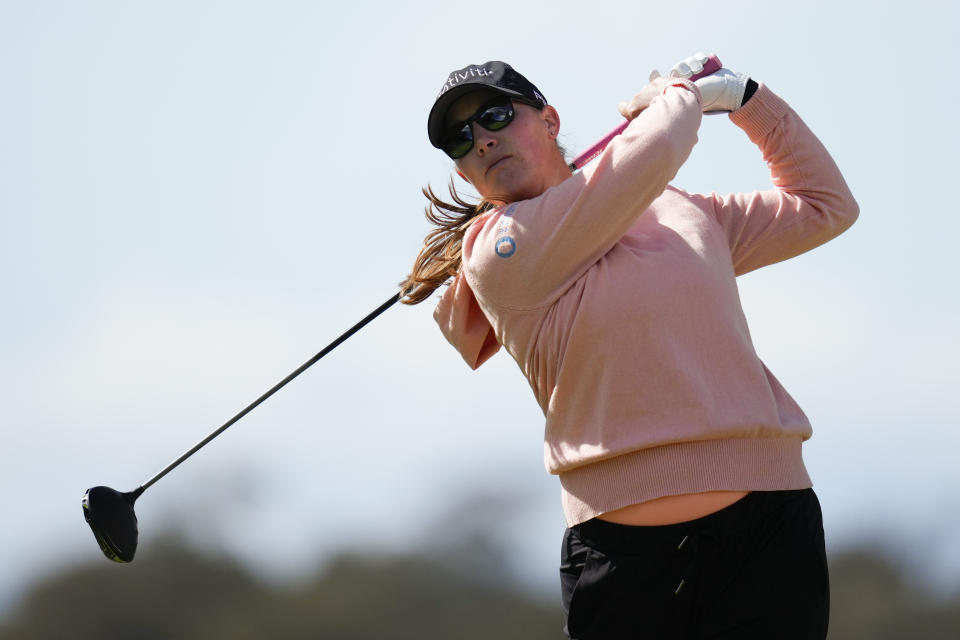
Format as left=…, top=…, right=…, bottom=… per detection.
left=741, top=79, right=758, bottom=107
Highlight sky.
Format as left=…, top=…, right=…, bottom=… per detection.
left=1, top=0, right=958, bottom=613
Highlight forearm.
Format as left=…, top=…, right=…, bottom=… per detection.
left=465, top=82, right=702, bottom=309
left=716, top=83, right=859, bottom=274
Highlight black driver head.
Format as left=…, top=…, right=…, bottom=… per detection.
left=82, top=486, right=143, bottom=563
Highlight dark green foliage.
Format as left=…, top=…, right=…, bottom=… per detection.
left=827, top=549, right=960, bottom=640
left=0, top=537, right=562, bottom=639
left=2, top=538, right=957, bottom=639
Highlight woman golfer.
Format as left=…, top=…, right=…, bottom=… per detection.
left=402, top=53, right=858, bottom=639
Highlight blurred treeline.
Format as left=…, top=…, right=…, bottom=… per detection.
left=1, top=538, right=958, bottom=639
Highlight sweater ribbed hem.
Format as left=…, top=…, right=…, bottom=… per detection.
left=558, top=437, right=812, bottom=526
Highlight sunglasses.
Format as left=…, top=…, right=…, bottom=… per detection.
left=440, top=97, right=516, bottom=159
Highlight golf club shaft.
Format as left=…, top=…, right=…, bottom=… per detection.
left=135, top=56, right=723, bottom=494
left=570, top=55, right=722, bottom=170
left=139, top=291, right=401, bottom=493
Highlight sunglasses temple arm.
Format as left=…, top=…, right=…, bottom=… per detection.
left=569, top=55, right=722, bottom=172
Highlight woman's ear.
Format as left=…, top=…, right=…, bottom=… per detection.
left=542, top=105, right=560, bottom=138
left=456, top=168, right=471, bottom=184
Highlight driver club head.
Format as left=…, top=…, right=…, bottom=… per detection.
left=82, top=486, right=143, bottom=563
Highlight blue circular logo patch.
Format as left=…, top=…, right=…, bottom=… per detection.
left=495, top=236, right=516, bottom=258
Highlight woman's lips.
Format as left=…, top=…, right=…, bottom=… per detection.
left=486, top=155, right=512, bottom=175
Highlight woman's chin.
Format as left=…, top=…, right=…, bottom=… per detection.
left=484, top=179, right=538, bottom=206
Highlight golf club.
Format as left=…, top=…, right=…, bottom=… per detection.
left=83, top=291, right=401, bottom=562
left=83, top=54, right=723, bottom=563
left=570, top=54, right=721, bottom=169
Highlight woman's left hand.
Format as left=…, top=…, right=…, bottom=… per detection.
left=668, top=52, right=749, bottom=113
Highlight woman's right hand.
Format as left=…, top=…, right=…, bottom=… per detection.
left=617, top=73, right=688, bottom=120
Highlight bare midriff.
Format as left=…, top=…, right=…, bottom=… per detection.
left=597, top=490, right=750, bottom=526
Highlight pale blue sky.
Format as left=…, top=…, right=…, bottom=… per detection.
left=1, top=0, right=957, bottom=611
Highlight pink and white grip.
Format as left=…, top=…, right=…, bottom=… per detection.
left=570, top=54, right=721, bottom=170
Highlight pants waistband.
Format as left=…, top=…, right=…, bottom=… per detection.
left=570, top=489, right=816, bottom=554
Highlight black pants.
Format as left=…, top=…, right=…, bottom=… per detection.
left=560, top=489, right=829, bottom=639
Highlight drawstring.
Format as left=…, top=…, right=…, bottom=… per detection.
left=675, top=535, right=690, bottom=594
left=674, top=530, right=717, bottom=596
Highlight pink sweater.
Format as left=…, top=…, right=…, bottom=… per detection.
left=433, top=81, right=859, bottom=526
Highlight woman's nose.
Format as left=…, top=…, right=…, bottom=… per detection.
left=474, top=130, right=497, bottom=155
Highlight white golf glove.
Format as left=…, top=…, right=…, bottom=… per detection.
left=669, top=52, right=749, bottom=113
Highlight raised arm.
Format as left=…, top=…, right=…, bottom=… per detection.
left=462, top=77, right=703, bottom=310
left=704, top=83, right=859, bottom=275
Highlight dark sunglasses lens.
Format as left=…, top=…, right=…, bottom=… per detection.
left=443, top=124, right=474, bottom=159
left=477, top=104, right=513, bottom=131
left=441, top=101, right=514, bottom=159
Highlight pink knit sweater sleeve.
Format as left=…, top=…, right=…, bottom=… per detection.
left=705, top=83, right=860, bottom=274
left=461, top=79, right=702, bottom=310
left=433, top=270, right=501, bottom=369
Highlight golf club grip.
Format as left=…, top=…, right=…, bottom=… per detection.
left=139, top=291, right=402, bottom=492
left=570, top=54, right=721, bottom=170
